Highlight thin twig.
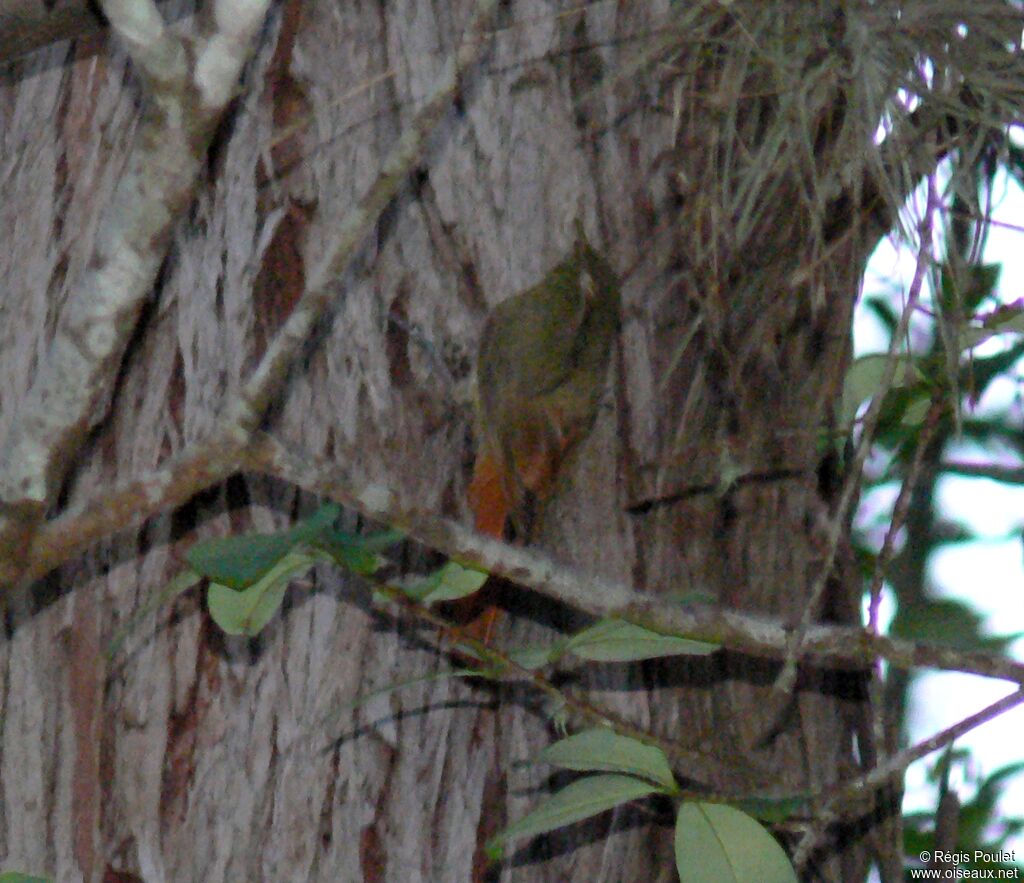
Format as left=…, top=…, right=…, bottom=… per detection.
left=941, top=461, right=1024, bottom=483
left=370, top=581, right=776, bottom=789
left=793, top=688, right=1024, bottom=869
left=866, top=396, right=946, bottom=762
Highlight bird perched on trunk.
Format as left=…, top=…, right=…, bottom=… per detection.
left=458, top=221, right=620, bottom=639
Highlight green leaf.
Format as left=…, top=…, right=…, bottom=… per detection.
left=966, top=338, right=1024, bottom=395
left=733, top=795, right=808, bottom=823
left=355, top=528, right=406, bottom=552
left=540, top=728, right=678, bottom=792
left=313, top=527, right=402, bottom=575
left=567, top=619, right=717, bottom=662
left=961, top=308, right=1024, bottom=350
left=290, top=503, right=343, bottom=540
left=207, top=549, right=318, bottom=636
left=443, top=647, right=512, bottom=682
left=900, top=395, right=932, bottom=426
left=0, top=874, right=51, bottom=883
left=187, top=505, right=399, bottom=594
left=864, top=296, right=899, bottom=334
left=314, top=533, right=381, bottom=575
left=674, top=802, right=798, bottom=883
left=407, top=562, right=489, bottom=604
left=940, top=263, right=1001, bottom=317
left=974, top=761, right=1024, bottom=812
left=487, top=774, right=659, bottom=859
left=187, top=531, right=295, bottom=590
left=841, top=353, right=917, bottom=429
left=962, top=323, right=1011, bottom=351
left=508, top=643, right=564, bottom=670
left=891, top=599, right=1021, bottom=653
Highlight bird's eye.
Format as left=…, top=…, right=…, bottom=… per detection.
left=580, top=270, right=596, bottom=302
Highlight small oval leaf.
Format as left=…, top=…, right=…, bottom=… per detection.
left=290, top=503, right=342, bottom=541
left=540, top=728, right=678, bottom=792
left=900, top=395, right=932, bottom=426
left=891, top=598, right=1020, bottom=652
left=207, top=550, right=316, bottom=636
left=187, top=532, right=294, bottom=590
left=413, top=562, right=489, bottom=604
left=675, top=802, right=797, bottom=883
left=841, top=353, right=917, bottom=429
left=732, top=795, right=808, bottom=823
left=508, top=643, right=562, bottom=670
left=964, top=300, right=1024, bottom=351
left=314, top=527, right=402, bottom=575
left=567, top=619, right=717, bottom=661
left=489, top=774, right=659, bottom=857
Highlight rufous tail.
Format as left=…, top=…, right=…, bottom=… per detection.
left=467, top=451, right=509, bottom=538
left=452, top=452, right=509, bottom=643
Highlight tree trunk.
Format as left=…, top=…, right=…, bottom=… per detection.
left=0, top=2, right=904, bottom=880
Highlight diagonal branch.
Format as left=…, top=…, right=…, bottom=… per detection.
left=245, top=435, right=1024, bottom=688
left=793, top=687, right=1024, bottom=869
left=0, top=0, right=274, bottom=585
left=16, top=430, right=1024, bottom=693
left=0, top=0, right=183, bottom=64
left=0, top=0, right=502, bottom=593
